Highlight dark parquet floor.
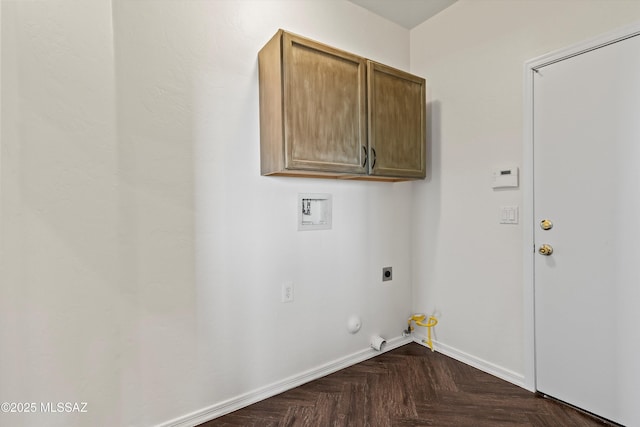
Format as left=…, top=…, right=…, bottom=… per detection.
left=200, top=342, right=612, bottom=427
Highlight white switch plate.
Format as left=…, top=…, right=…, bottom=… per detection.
left=500, top=206, right=519, bottom=224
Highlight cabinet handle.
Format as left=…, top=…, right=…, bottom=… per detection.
left=362, top=146, right=368, bottom=168
left=371, top=148, right=377, bottom=169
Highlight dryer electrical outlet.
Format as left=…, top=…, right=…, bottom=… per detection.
left=382, top=267, right=393, bottom=282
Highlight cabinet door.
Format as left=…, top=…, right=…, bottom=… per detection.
left=283, top=32, right=367, bottom=174
left=368, top=62, right=426, bottom=178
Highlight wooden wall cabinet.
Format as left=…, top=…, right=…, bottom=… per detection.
left=367, top=62, right=426, bottom=179
left=258, top=30, right=426, bottom=181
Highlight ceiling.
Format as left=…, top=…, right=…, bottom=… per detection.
left=348, top=0, right=458, bottom=29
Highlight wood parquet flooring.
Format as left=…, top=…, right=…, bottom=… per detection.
left=200, top=343, right=612, bottom=427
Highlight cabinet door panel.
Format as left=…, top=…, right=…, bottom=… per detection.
left=283, top=33, right=367, bottom=174
left=368, top=62, right=426, bottom=178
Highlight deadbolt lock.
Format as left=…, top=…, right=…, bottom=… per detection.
left=540, top=219, right=553, bottom=230
left=538, top=244, right=553, bottom=256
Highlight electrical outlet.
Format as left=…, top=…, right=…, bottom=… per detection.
left=382, top=267, right=392, bottom=282
left=281, top=282, right=294, bottom=303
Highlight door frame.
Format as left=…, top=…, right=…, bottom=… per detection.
left=522, top=20, right=640, bottom=393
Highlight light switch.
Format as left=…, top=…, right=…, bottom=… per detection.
left=500, top=206, right=519, bottom=224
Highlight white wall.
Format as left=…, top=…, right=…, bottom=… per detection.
left=410, top=0, right=640, bottom=385
left=0, top=1, right=413, bottom=426
left=8, top=1, right=639, bottom=425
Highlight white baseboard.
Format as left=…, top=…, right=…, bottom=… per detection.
left=412, top=334, right=526, bottom=389
left=160, top=335, right=527, bottom=427
left=159, top=335, right=412, bottom=427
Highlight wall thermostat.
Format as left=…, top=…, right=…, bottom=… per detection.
left=492, top=167, right=519, bottom=189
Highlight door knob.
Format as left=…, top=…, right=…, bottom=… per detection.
left=538, top=244, right=554, bottom=256
left=540, top=219, right=553, bottom=230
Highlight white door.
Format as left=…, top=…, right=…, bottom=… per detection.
left=533, top=34, right=640, bottom=426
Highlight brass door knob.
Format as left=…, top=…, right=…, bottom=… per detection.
left=540, top=219, right=553, bottom=230
left=538, top=244, right=554, bottom=256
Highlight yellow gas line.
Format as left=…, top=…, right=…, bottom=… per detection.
left=406, top=314, right=438, bottom=351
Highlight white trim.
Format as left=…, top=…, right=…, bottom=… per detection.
left=528, top=22, right=640, bottom=72
left=413, top=336, right=525, bottom=389
left=522, top=20, right=640, bottom=395
left=522, top=56, right=537, bottom=393
left=159, top=335, right=412, bottom=427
